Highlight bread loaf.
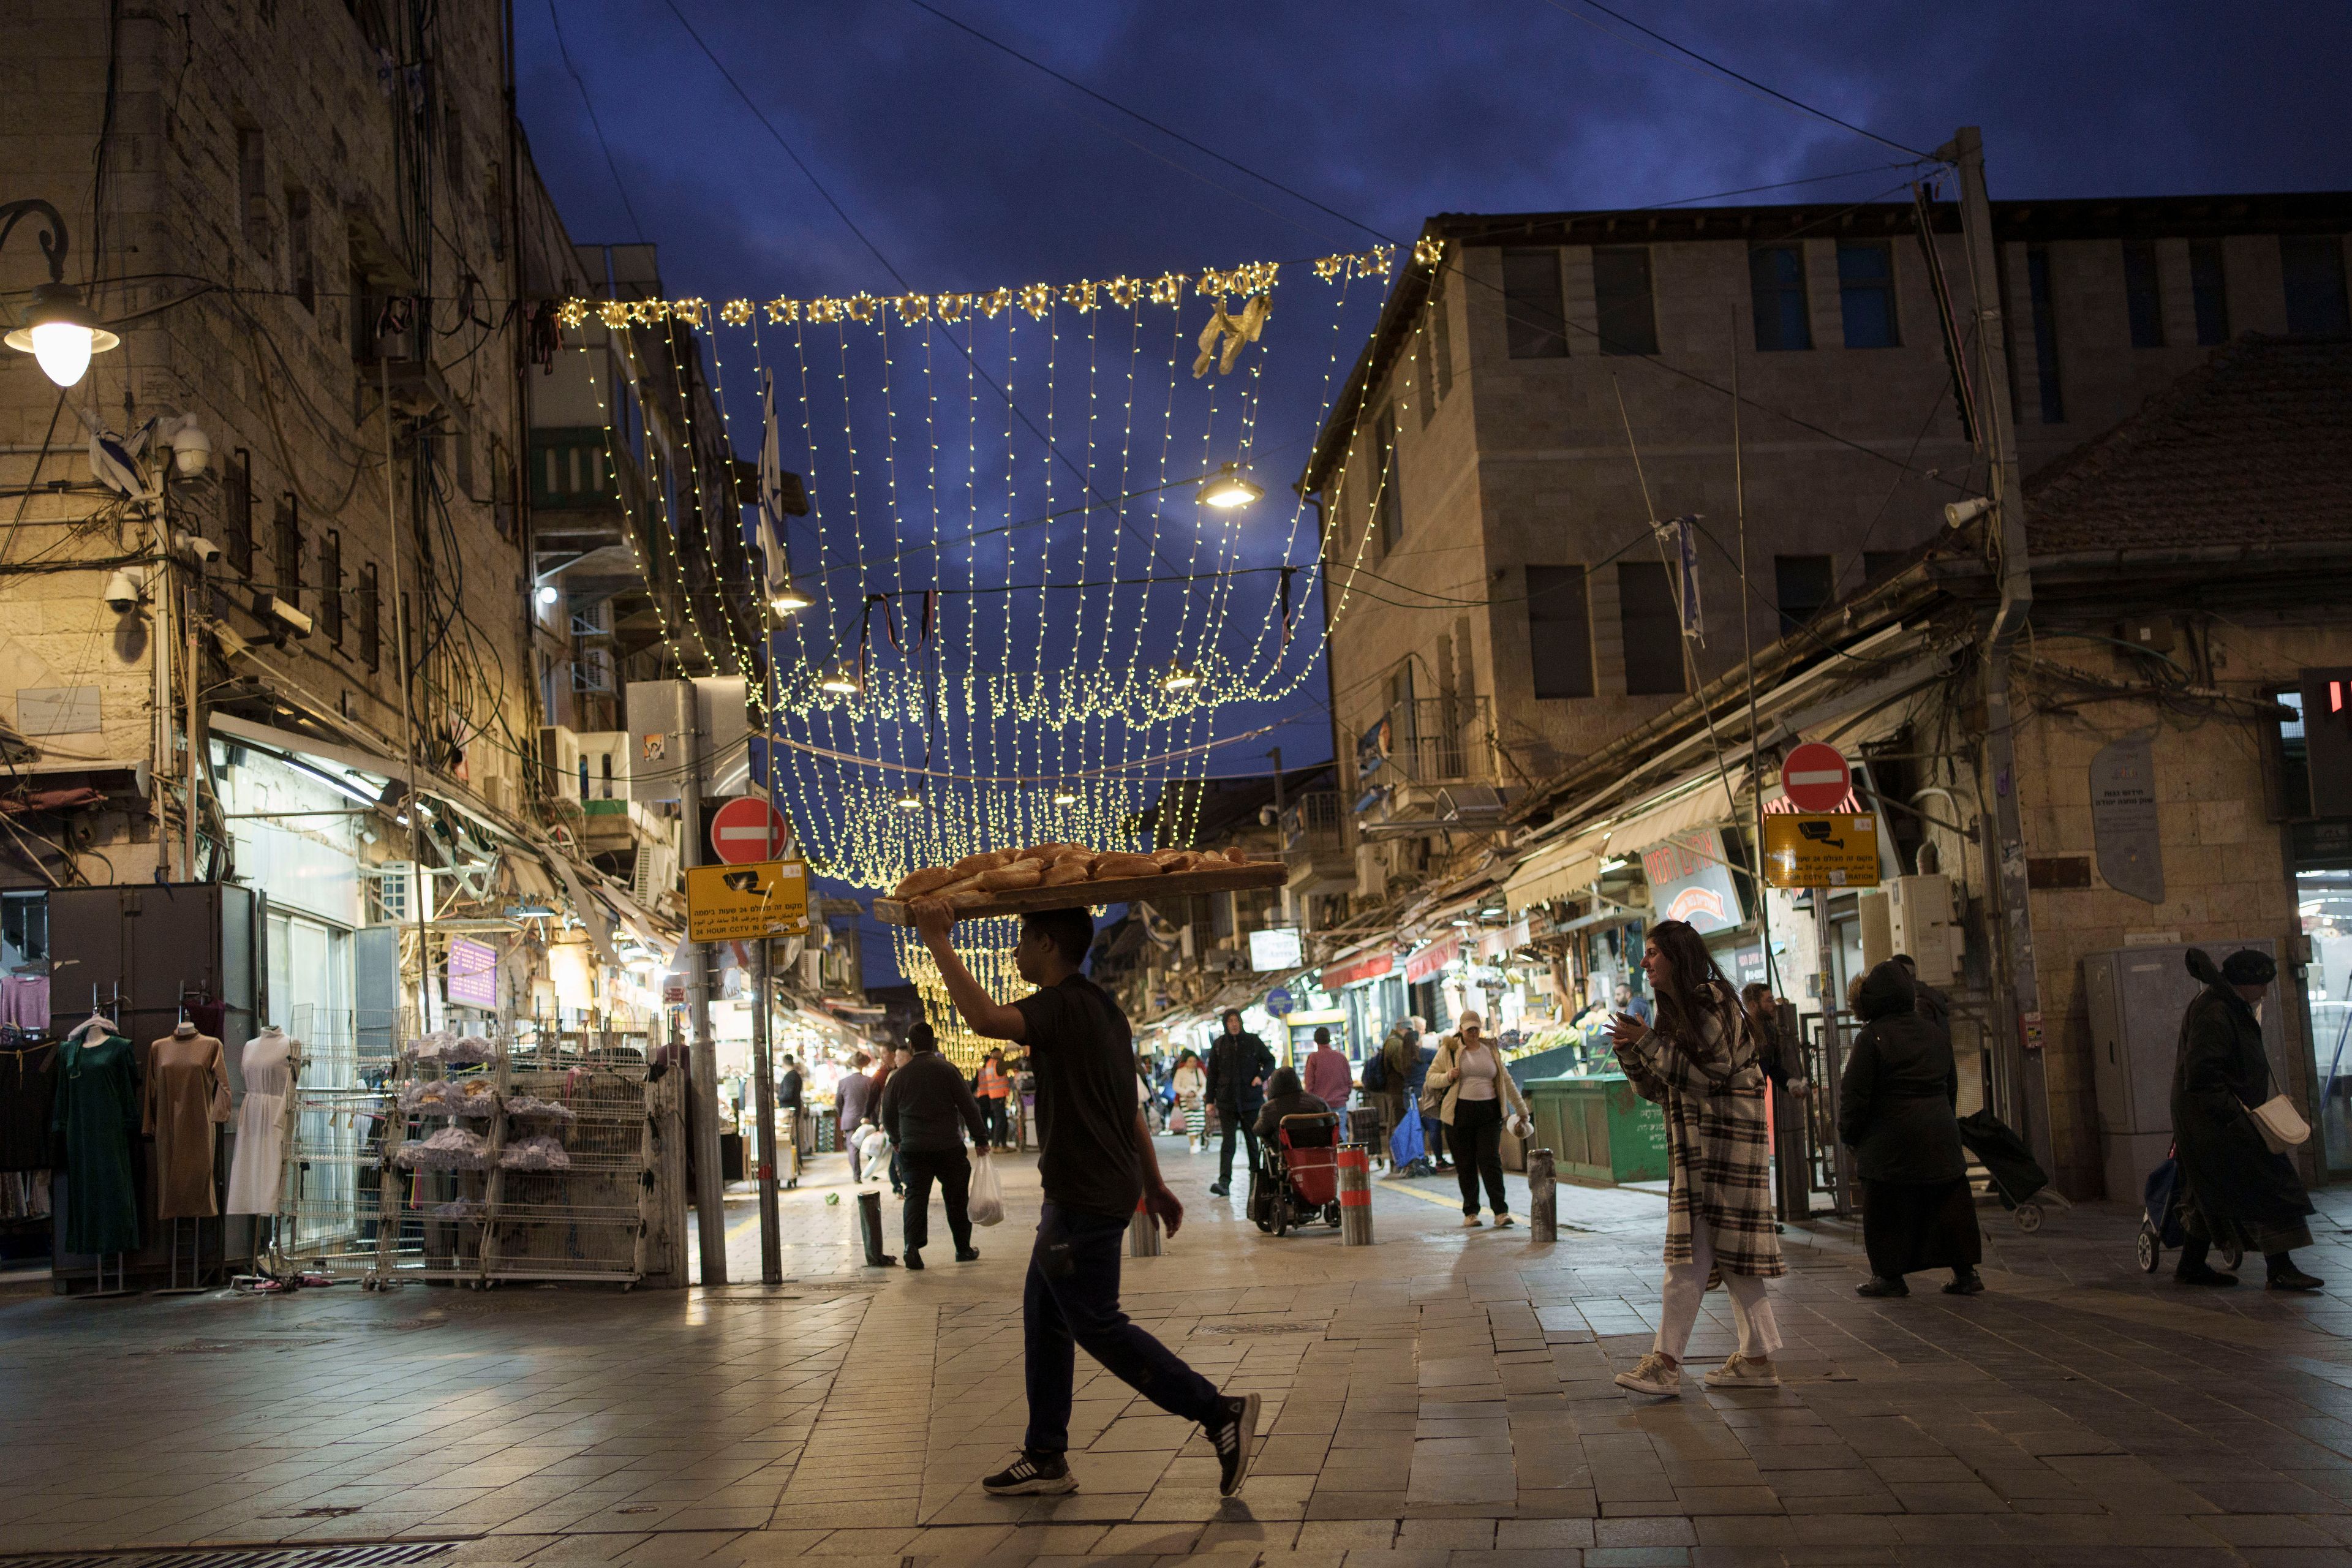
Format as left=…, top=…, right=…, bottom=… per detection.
left=891, top=865, right=961, bottom=899
left=946, top=889, right=993, bottom=910
left=951, top=848, right=1019, bottom=877
left=977, top=862, right=1044, bottom=891
left=1091, top=852, right=1163, bottom=880
left=1040, top=859, right=1094, bottom=886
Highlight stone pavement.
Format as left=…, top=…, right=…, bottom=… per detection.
left=6, top=1135, right=2352, bottom=1566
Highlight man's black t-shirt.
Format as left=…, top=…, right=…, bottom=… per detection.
left=1014, top=974, right=1144, bottom=1218
left=778, top=1068, right=802, bottom=1109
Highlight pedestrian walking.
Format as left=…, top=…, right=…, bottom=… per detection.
left=1170, top=1049, right=1207, bottom=1151
left=881, top=1044, right=913, bottom=1195
left=878, top=1021, right=989, bottom=1270
left=1302, top=1027, right=1353, bottom=1140
left=974, top=1047, right=1016, bottom=1151
left=1205, top=1010, right=1274, bottom=1198
left=1374, top=1017, right=1418, bottom=1167
left=911, top=899, right=1261, bottom=1499
left=836, top=1050, right=875, bottom=1182
left=1425, top=1009, right=1529, bottom=1227
left=1893, top=953, right=1953, bottom=1034
left=1607, top=919, right=1784, bottom=1397
left=1838, top=961, right=1983, bottom=1298
left=1410, top=1031, right=1450, bottom=1171
left=1738, top=984, right=1807, bottom=1095
left=2171, top=948, right=2323, bottom=1291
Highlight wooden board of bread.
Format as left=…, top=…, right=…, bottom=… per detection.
left=872, top=845, right=1286, bottom=925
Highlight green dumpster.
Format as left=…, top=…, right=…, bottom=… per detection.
left=1521, top=1074, right=1670, bottom=1185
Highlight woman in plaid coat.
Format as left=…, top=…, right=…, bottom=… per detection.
left=1607, top=919, right=1785, bottom=1397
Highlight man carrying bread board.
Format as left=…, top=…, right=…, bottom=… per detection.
left=911, top=896, right=1261, bottom=1499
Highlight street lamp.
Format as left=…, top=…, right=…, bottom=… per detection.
left=1052, top=785, right=1079, bottom=805
left=893, top=785, right=924, bottom=813
left=1159, top=664, right=1200, bottom=693
left=769, top=582, right=812, bottom=614
left=818, top=665, right=861, bottom=696
left=1198, top=462, right=1261, bottom=511
left=1, top=200, right=118, bottom=388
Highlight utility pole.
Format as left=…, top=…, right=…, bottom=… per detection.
left=750, top=640, right=783, bottom=1284
left=1943, top=125, right=2056, bottom=1178
left=1267, top=745, right=1289, bottom=925
left=678, top=679, right=729, bottom=1284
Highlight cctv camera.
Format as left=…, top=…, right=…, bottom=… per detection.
left=170, top=421, right=212, bottom=477
left=1943, top=496, right=1994, bottom=530
left=102, top=567, right=147, bottom=613
left=268, top=597, right=315, bottom=638
left=173, top=531, right=222, bottom=564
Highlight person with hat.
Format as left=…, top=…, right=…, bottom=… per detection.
left=1424, top=1009, right=1529, bottom=1228
left=2171, top=948, right=2323, bottom=1291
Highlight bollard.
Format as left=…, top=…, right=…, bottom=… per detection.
left=856, top=1188, right=894, bottom=1267
left=1528, top=1147, right=1558, bottom=1243
left=1337, top=1143, right=1375, bottom=1246
left=1128, top=1197, right=1164, bottom=1257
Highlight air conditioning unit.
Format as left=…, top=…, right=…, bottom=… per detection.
left=570, top=598, right=612, bottom=638
left=571, top=647, right=614, bottom=694
left=1889, top=873, right=1958, bottom=987
left=631, top=840, right=679, bottom=902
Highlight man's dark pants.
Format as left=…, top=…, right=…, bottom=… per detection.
left=1216, top=1104, right=1259, bottom=1188
left=900, top=1146, right=973, bottom=1254
left=1023, top=1202, right=1221, bottom=1453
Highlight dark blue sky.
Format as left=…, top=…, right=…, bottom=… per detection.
left=514, top=1, right=2350, bottom=986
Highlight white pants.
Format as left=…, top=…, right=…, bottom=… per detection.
left=1655, top=1211, right=1782, bottom=1362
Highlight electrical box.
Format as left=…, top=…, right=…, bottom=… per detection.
left=1888, top=873, right=1957, bottom=987
left=2081, top=939, right=2283, bottom=1204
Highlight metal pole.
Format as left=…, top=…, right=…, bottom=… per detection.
left=752, top=936, right=781, bottom=1284
left=679, top=679, right=729, bottom=1284
left=1526, top=1145, right=1557, bottom=1243
left=1338, top=1144, right=1374, bottom=1245
left=382, top=360, right=431, bottom=1031
left=1733, top=306, right=1777, bottom=999
left=1815, top=893, right=1852, bottom=1213
left=1944, top=124, right=2055, bottom=1180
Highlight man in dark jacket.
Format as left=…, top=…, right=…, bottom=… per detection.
left=1838, top=961, right=1981, bottom=1297
left=1205, top=1010, right=1275, bottom=1197
left=878, top=1022, right=990, bottom=1269
left=2172, top=948, right=2321, bottom=1291
left=1892, top=954, right=1952, bottom=1035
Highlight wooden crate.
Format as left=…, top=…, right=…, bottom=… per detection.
left=872, top=862, right=1288, bottom=925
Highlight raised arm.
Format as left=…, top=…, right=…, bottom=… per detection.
left=912, top=899, right=1027, bottom=1041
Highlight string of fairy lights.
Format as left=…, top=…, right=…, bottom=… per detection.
left=576, top=241, right=1438, bottom=894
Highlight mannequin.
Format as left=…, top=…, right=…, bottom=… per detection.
left=56, top=1011, right=140, bottom=1256
left=227, top=1026, right=300, bottom=1217
left=145, top=1019, right=230, bottom=1219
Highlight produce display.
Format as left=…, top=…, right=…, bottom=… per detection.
left=889, top=843, right=1276, bottom=908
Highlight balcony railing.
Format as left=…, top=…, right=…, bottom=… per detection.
left=1356, top=696, right=1491, bottom=787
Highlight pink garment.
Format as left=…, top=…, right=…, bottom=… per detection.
left=1303, top=1046, right=1353, bottom=1109
left=0, top=975, right=50, bottom=1031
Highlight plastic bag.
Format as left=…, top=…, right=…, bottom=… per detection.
left=968, top=1154, right=1005, bottom=1227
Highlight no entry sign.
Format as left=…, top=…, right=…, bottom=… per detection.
left=709, top=796, right=791, bottom=864
left=1781, top=743, right=1853, bottom=813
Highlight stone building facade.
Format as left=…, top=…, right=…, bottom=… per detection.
left=1297, top=191, right=2352, bottom=921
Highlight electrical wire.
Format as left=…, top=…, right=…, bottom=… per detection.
left=549, top=0, right=647, bottom=242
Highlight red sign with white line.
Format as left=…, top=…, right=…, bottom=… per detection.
left=709, top=796, right=791, bottom=864
left=1781, top=743, right=1854, bottom=814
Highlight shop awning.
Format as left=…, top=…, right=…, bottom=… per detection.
left=1319, top=949, right=1394, bottom=989
left=1502, top=832, right=1606, bottom=911
left=1602, top=775, right=1735, bottom=858
left=1404, top=932, right=1461, bottom=984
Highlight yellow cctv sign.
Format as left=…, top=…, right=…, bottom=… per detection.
left=685, top=858, right=809, bottom=942
left=1762, top=813, right=1880, bottom=889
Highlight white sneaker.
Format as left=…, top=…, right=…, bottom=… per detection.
left=1702, top=1354, right=1781, bottom=1389
left=1461, top=1213, right=1482, bottom=1227
left=1494, top=1212, right=1516, bottom=1228
left=1615, top=1352, right=1681, bottom=1397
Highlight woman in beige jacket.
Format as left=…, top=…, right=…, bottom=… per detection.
left=1425, top=1011, right=1530, bottom=1227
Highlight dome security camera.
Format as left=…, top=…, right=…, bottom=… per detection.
left=102, top=566, right=148, bottom=613
left=168, top=418, right=212, bottom=477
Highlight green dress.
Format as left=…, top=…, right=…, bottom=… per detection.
left=54, top=1033, right=141, bottom=1254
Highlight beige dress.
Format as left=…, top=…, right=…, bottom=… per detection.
left=143, top=1031, right=230, bottom=1219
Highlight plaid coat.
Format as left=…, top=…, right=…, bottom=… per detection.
left=1615, top=985, right=1784, bottom=1278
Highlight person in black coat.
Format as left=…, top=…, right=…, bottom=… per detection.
left=1204, top=1010, right=1275, bottom=1198
left=1252, top=1066, right=1330, bottom=1139
left=2171, top=948, right=2321, bottom=1291
left=1838, top=960, right=1983, bottom=1298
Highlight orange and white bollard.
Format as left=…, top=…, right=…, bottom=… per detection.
left=1337, top=1143, right=1374, bottom=1246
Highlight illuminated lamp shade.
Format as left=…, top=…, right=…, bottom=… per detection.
left=1159, top=665, right=1200, bottom=693
left=818, top=665, right=861, bottom=695
left=1197, top=461, right=1261, bottom=510
left=769, top=583, right=812, bottom=614
left=1051, top=786, right=1079, bottom=805
left=4, top=283, right=119, bottom=389
left=893, top=787, right=924, bottom=813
